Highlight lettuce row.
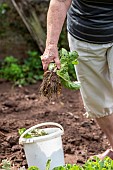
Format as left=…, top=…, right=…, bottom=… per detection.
left=28, top=157, right=113, bottom=170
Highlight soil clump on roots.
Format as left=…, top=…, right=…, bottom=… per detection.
left=39, top=70, right=62, bottom=99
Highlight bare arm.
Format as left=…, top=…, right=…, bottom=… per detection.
left=42, top=0, right=72, bottom=71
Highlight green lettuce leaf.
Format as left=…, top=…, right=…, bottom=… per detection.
left=57, top=48, right=80, bottom=90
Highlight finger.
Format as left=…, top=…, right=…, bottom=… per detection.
left=41, top=56, right=48, bottom=71
left=54, top=57, right=61, bottom=70
left=42, top=63, right=49, bottom=72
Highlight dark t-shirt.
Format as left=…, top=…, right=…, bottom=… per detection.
left=67, top=0, right=113, bottom=44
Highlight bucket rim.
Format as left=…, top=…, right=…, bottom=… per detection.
left=19, top=122, right=64, bottom=144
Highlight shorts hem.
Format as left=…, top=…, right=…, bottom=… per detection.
left=84, top=110, right=113, bottom=119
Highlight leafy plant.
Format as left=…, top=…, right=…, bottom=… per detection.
left=0, top=51, right=44, bottom=85
left=83, top=156, right=113, bottom=170
left=26, top=157, right=113, bottom=170
left=1, top=159, right=11, bottom=170
left=18, top=128, right=48, bottom=138
left=0, top=3, right=9, bottom=15
left=28, top=159, right=51, bottom=170
left=3, top=56, right=18, bottom=64
left=45, top=160, right=51, bottom=170
left=28, top=166, right=39, bottom=170
left=53, top=157, right=113, bottom=170
left=18, top=128, right=26, bottom=136
left=1, top=157, right=113, bottom=170
left=0, top=56, right=23, bottom=83
left=57, top=48, right=80, bottom=90
left=22, top=51, right=43, bottom=82
left=40, top=48, right=80, bottom=99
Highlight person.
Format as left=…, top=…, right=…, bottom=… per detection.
left=41, top=0, right=113, bottom=160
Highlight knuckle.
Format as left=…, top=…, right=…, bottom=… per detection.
left=41, top=55, right=48, bottom=60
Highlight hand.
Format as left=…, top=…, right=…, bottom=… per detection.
left=41, top=44, right=60, bottom=71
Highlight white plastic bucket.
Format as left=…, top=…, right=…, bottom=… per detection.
left=19, top=122, right=65, bottom=170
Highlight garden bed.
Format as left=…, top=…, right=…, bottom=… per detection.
left=0, top=80, right=109, bottom=168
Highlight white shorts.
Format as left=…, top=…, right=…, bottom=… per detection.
left=68, top=33, right=113, bottom=118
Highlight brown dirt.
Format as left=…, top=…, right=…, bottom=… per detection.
left=0, top=80, right=109, bottom=168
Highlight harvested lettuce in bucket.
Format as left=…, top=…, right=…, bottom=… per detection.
left=39, top=48, right=81, bottom=99
left=18, top=128, right=48, bottom=138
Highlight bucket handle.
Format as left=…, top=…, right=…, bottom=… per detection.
left=20, top=122, right=64, bottom=139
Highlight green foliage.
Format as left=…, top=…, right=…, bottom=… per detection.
left=28, top=157, right=113, bottom=170
left=0, top=56, right=23, bottom=83
left=0, top=3, right=9, bottom=15
left=0, top=51, right=43, bottom=85
left=28, top=166, right=39, bottom=170
left=57, top=48, right=80, bottom=90
left=18, top=128, right=26, bottom=136
left=3, top=56, right=18, bottom=64
left=1, top=159, right=11, bottom=170
left=1, top=157, right=113, bottom=170
left=48, top=48, right=80, bottom=90
left=18, top=127, right=48, bottom=138
left=28, top=159, right=51, bottom=170
left=46, top=159, right=51, bottom=170
left=83, top=156, right=113, bottom=170
left=53, top=164, right=82, bottom=170
left=53, top=157, right=113, bottom=170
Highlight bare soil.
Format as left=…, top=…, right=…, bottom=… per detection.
left=0, top=80, right=109, bottom=168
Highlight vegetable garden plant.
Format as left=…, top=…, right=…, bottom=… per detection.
left=1, top=156, right=113, bottom=170
left=0, top=51, right=44, bottom=85
left=39, top=48, right=80, bottom=99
